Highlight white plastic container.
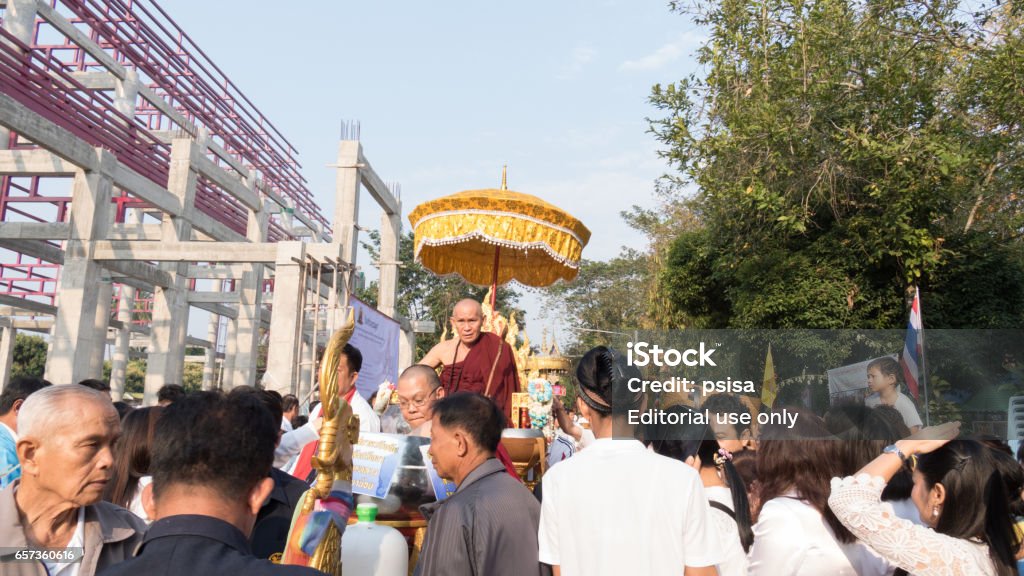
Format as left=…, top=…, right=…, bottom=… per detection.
left=341, top=503, right=409, bottom=576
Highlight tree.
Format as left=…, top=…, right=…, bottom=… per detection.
left=650, top=0, right=1024, bottom=328
left=541, top=251, right=653, bottom=354
left=358, top=230, right=526, bottom=358
left=11, top=334, right=47, bottom=378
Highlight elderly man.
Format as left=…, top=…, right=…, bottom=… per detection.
left=0, top=376, right=51, bottom=488
left=419, top=299, right=520, bottom=421
left=396, top=364, right=446, bottom=437
left=100, top=391, right=325, bottom=575
left=416, top=393, right=544, bottom=576
left=0, top=385, right=145, bottom=576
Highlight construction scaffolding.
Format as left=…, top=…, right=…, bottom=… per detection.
left=0, top=0, right=409, bottom=403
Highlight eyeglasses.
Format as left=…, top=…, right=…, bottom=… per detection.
left=397, top=388, right=439, bottom=410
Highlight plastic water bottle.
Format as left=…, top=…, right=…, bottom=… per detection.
left=341, top=503, right=408, bottom=576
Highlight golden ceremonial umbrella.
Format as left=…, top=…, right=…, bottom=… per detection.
left=409, top=169, right=591, bottom=306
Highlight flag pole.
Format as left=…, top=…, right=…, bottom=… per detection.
left=917, top=287, right=931, bottom=427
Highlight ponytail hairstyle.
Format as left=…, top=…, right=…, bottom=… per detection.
left=914, top=439, right=1019, bottom=576
left=575, top=346, right=643, bottom=418
left=649, top=414, right=754, bottom=553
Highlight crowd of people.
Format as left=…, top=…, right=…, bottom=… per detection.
left=0, top=300, right=1021, bottom=576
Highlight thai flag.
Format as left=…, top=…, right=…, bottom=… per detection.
left=901, top=287, right=922, bottom=399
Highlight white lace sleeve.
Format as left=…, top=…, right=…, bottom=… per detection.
left=828, top=474, right=995, bottom=576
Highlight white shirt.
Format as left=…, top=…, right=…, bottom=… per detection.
left=275, top=392, right=381, bottom=469
left=538, top=438, right=720, bottom=576
left=866, top=391, right=923, bottom=429
left=43, top=507, right=84, bottom=576
left=280, top=416, right=293, bottom=433
left=547, top=431, right=576, bottom=470
left=0, top=421, right=17, bottom=442
left=129, top=475, right=153, bottom=523
left=349, top=392, right=381, bottom=433
left=704, top=485, right=748, bottom=576
left=748, top=493, right=893, bottom=576
left=831, top=474, right=994, bottom=575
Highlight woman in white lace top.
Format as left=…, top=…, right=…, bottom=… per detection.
left=829, top=422, right=1020, bottom=576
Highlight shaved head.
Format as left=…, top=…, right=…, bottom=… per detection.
left=452, top=298, right=483, bottom=319
left=398, top=365, right=445, bottom=429
left=451, top=299, right=485, bottom=346
left=400, top=364, right=442, bottom=390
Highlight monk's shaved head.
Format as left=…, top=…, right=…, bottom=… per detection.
left=400, top=364, right=442, bottom=391
left=452, top=298, right=483, bottom=319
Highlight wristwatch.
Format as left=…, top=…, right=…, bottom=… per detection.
left=883, top=444, right=908, bottom=462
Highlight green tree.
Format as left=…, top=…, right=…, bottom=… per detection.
left=650, top=0, right=1024, bottom=328
left=11, top=334, right=47, bottom=378
left=541, top=251, right=653, bottom=354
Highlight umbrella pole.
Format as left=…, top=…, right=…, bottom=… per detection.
left=491, top=246, right=500, bottom=310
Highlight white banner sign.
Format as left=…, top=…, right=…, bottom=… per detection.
left=349, top=296, right=400, bottom=400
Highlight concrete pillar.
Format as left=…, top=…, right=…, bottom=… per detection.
left=227, top=177, right=267, bottom=389
left=105, top=75, right=140, bottom=399
left=399, top=327, right=415, bottom=374
left=143, top=139, right=196, bottom=404
left=264, top=242, right=306, bottom=396
left=298, top=331, right=314, bottom=401
left=109, top=284, right=134, bottom=401
left=201, top=313, right=219, bottom=391
left=0, top=0, right=36, bottom=44
left=88, top=272, right=113, bottom=380
left=0, top=324, right=16, bottom=392
left=112, top=70, right=140, bottom=118
left=109, top=209, right=142, bottom=400
left=220, top=299, right=237, bottom=391
left=45, top=151, right=115, bottom=385
left=378, top=208, right=401, bottom=318
left=333, top=140, right=361, bottom=267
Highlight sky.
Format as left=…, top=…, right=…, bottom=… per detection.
left=168, top=0, right=706, bottom=348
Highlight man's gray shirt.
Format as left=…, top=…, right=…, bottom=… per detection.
left=414, top=458, right=544, bottom=576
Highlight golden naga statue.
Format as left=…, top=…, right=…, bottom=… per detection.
left=280, top=308, right=360, bottom=576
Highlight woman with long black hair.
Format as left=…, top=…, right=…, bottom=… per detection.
left=829, top=422, right=1020, bottom=576
left=648, top=407, right=753, bottom=576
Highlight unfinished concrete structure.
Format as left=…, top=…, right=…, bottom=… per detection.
left=0, top=0, right=407, bottom=403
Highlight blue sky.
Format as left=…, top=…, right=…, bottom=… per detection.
left=170, top=0, right=705, bottom=347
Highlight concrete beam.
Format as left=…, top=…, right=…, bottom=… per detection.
left=0, top=238, right=65, bottom=264
left=0, top=149, right=75, bottom=175
left=69, top=71, right=117, bottom=91
left=192, top=152, right=259, bottom=213
left=187, top=265, right=245, bottom=279
left=0, top=222, right=70, bottom=240
left=111, top=163, right=183, bottom=218
left=189, top=300, right=237, bottom=321
left=107, top=223, right=163, bottom=241
left=358, top=149, right=400, bottom=216
left=92, top=241, right=278, bottom=263
left=35, top=0, right=127, bottom=80
left=104, top=259, right=173, bottom=289
left=0, top=293, right=57, bottom=316
left=187, top=291, right=239, bottom=304
left=0, top=93, right=97, bottom=170
left=191, top=210, right=247, bottom=243
left=11, top=320, right=52, bottom=332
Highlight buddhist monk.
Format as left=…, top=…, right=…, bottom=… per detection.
left=419, top=299, right=520, bottom=422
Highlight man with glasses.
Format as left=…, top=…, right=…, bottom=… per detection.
left=396, top=365, right=445, bottom=437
